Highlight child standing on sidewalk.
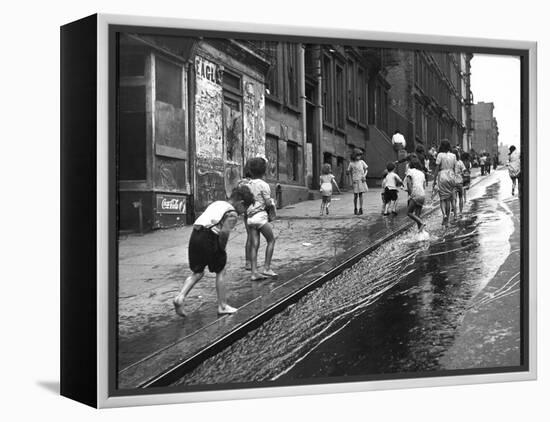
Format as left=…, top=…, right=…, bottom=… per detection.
left=453, top=149, right=467, bottom=217
left=319, top=163, right=341, bottom=216
left=381, top=161, right=403, bottom=215
left=173, top=185, right=255, bottom=316
left=405, top=158, right=427, bottom=233
left=246, top=157, right=278, bottom=280
left=347, top=148, right=369, bottom=215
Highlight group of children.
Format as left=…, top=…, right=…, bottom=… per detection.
left=319, top=147, right=428, bottom=234
left=173, top=156, right=278, bottom=317
left=173, top=143, right=474, bottom=318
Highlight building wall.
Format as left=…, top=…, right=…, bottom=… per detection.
left=472, top=102, right=499, bottom=156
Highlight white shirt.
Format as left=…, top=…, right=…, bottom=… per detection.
left=194, top=201, right=237, bottom=234
left=391, top=132, right=406, bottom=148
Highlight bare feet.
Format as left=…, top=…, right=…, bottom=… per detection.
left=173, top=294, right=186, bottom=317
left=218, top=304, right=238, bottom=315
left=261, top=269, right=278, bottom=277
left=251, top=272, right=267, bottom=281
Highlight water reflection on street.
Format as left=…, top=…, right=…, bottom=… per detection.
left=173, top=170, right=517, bottom=386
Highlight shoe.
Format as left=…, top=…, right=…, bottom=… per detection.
left=326, top=208, right=329, bottom=215
left=392, top=210, right=398, bottom=215
left=359, top=208, right=363, bottom=215
left=261, top=269, right=278, bottom=277
left=354, top=208, right=358, bottom=215
left=383, top=212, right=389, bottom=216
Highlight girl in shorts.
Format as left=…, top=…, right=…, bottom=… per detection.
left=319, top=163, right=341, bottom=216
left=246, top=157, right=277, bottom=280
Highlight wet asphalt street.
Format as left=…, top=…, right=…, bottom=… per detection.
left=173, top=169, right=521, bottom=386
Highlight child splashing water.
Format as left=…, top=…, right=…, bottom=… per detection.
left=319, top=163, right=341, bottom=216
left=381, top=161, right=402, bottom=215
left=347, top=148, right=368, bottom=215
left=405, top=157, right=428, bottom=237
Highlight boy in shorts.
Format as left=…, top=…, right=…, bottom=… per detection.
left=381, top=161, right=402, bottom=215
left=173, top=185, right=254, bottom=316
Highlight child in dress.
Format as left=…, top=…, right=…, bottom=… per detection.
left=319, top=163, right=341, bottom=216
left=347, top=148, right=369, bottom=215
left=246, top=157, right=278, bottom=280
left=405, top=157, right=427, bottom=232
left=381, top=161, right=403, bottom=215
left=173, top=185, right=255, bottom=316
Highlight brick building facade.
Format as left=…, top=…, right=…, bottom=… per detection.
left=116, top=34, right=475, bottom=232
left=472, top=101, right=500, bottom=156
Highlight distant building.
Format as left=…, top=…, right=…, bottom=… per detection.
left=384, top=50, right=472, bottom=152
left=471, top=102, right=499, bottom=157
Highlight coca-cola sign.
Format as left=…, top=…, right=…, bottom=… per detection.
left=156, top=194, right=186, bottom=214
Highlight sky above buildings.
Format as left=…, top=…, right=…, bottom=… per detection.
left=470, top=54, right=521, bottom=151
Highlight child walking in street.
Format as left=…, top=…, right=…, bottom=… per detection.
left=319, top=163, right=341, bottom=216
left=405, top=158, right=427, bottom=233
left=381, top=161, right=403, bottom=215
left=453, top=149, right=467, bottom=217
left=246, top=157, right=278, bottom=280
left=347, top=148, right=369, bottom=215
left=173, top=185, right=255, bottom=317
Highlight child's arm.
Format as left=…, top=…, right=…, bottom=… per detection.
left=396, top=174, right=403, bottom=187
left=331, top=175, right=341, bottom=193
left=405, top=175, right=412, bottom=195
left=218, top=211, right=238, bottom=249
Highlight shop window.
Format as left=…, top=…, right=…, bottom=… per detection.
left=119, top=85, right=147, bottom=180
left=223, top=71, right=241, bottom=94
left=155, top=56, right=182, bottom=108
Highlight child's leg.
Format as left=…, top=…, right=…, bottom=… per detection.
left=390, top=199, right=397, bottom=213
left=358, top=192, right=364, bottom=212
left=174, top=271, right=204, bottom=316
left=320, top=199, right=325, bottom=216
left=244, top=222, right=251, bottom=270
left=249, top=228, right=266, bottom=280
left=407, top=200, right=423, bottom=229
left=215, top=269, right=237, bottom=314
left=353, top=193, right=358, bottom=212
left=259, top=222, right=277, bottom=276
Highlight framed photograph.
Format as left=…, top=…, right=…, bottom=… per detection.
left=60, top=13, right=537, bottom=408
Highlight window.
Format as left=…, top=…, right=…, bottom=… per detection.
left=287, top=142, right=299, bottom=182
left=155, top=56, right=182, bottom=108
left=118, top=49, right=147, bottom=181
left=357, top=67, right=367, bottom=124
left=285, top=43, right=299, bottom=108
left=119, top=86, right=147, bottom=181
left=347, top=60, right=356, bottom=119
left=335, top=62, right=345, bottom=129
left=322, top=55, right=333, bottom=124
left=265, top=42, right=281, bottom=100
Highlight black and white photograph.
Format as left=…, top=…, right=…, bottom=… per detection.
left=5, top=0, right=549, bottom=420
left=113, top=27, right=528, bottom=393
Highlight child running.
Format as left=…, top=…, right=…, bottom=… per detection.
left=347, top=148, right=369, bottom=215
left=246, top=157, right=278, bottom=280
left=173, top=185, right=255, bottom=316
left=405, top=157, right=427, bottom=233
left=319, top=163, right=341, bottom=215
left=381, top=161, right=403, bottom=215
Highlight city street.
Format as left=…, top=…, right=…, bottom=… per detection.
left=116, top=167, right=524, bottom=388
left=171, top=168, right=521, bottom=385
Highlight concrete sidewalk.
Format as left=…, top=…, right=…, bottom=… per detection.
left=117, top=169, right=481, bottom=388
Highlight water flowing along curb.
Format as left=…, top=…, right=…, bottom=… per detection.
left=126, top=176, right=486, bottom=389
